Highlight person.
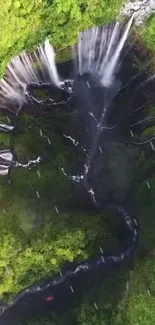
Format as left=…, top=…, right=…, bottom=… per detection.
left=45, top=296, right=55, bottom=302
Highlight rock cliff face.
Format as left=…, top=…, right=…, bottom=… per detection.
left=120, top=0, right=155, bottom=25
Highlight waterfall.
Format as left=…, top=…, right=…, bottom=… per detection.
left=74, top=14, right=135, bottom=87
left=0, top=40, right=61, bottom=112
left=0, top=16, right=140, bottom=325
left=0, top=15, right=135, bottom=113
left=102, top=13, right=135, bottom=87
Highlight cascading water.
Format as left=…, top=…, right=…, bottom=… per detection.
left=0, top=15, right=135, bottom=114
left=74, top=13, right=135, bottom=87
left=0, top=14, right=141, bottom=325
left=0, top=39, right=61, bottom=112
left=73, top=14, right=135, bottom=206
left=0, top=148, right=41, bottom=177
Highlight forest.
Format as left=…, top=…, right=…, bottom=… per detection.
left=0, top=0, right=155, bottom=325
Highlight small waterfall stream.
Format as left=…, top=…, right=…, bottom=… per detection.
left=0, top=40, right=61, bottom=111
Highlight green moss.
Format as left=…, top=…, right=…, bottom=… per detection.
left=134, top=176, right=155, bottom=251
left=141, top=125, right=155, bottom=140
left=138, top=15, right=155, bottom=53
left=77, top=305, right=108, bottom=325
left=56, top=47, right=72, bottom=63
left=33, top=88, right=49, bottom=100
left=114, top=259, right=155, bottom=325
left=0, top=133, right=11, bottom=147
left=140, top=105, right=155, bottom=140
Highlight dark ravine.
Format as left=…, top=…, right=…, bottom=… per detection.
left=1, top=18, right=155, bottom=325
left=0, top=76, right=139, bottom=325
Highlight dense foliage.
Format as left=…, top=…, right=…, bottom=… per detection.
left=0, top=0, right=123, bottom=77
left=0, top=208, right=110, bottom=300
left=0, top=1, right=155, bottom=325
left=139, top=15, right=155, bottom=53
left=0, top=112, right=119, bottom=302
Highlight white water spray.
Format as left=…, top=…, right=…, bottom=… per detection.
left=0, top=16, right=135, bottom=113
left=102, top=13, right=135, bottom=87
left=75, top=13, right=135, bottom=87
left=0, top=39, right=61, bottom=111
left=38, top=39, right=60, bottom=86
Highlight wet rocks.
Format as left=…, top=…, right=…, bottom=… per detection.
left=120, top=0, right=155, bottom=25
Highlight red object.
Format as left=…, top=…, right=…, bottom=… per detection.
left=46, top=296, right=55, bottom=302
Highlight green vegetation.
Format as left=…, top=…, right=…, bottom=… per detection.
left=0, top=2, right=155, bottom=325
left=139, top=15, right=155, bottom=53
left=0, top=112, right=120, bottom=303
left=114, top=259, right=155, bottom=325
left=134, top=15, right=155, bottom=73
left=0, top=208, right=111, bottom=301
left=0, top=0, right=123, bottom=77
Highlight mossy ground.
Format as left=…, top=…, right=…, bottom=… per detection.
left=138, top=14, right=155, bottom=53
left=0, top=110, right=122, bottom=305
